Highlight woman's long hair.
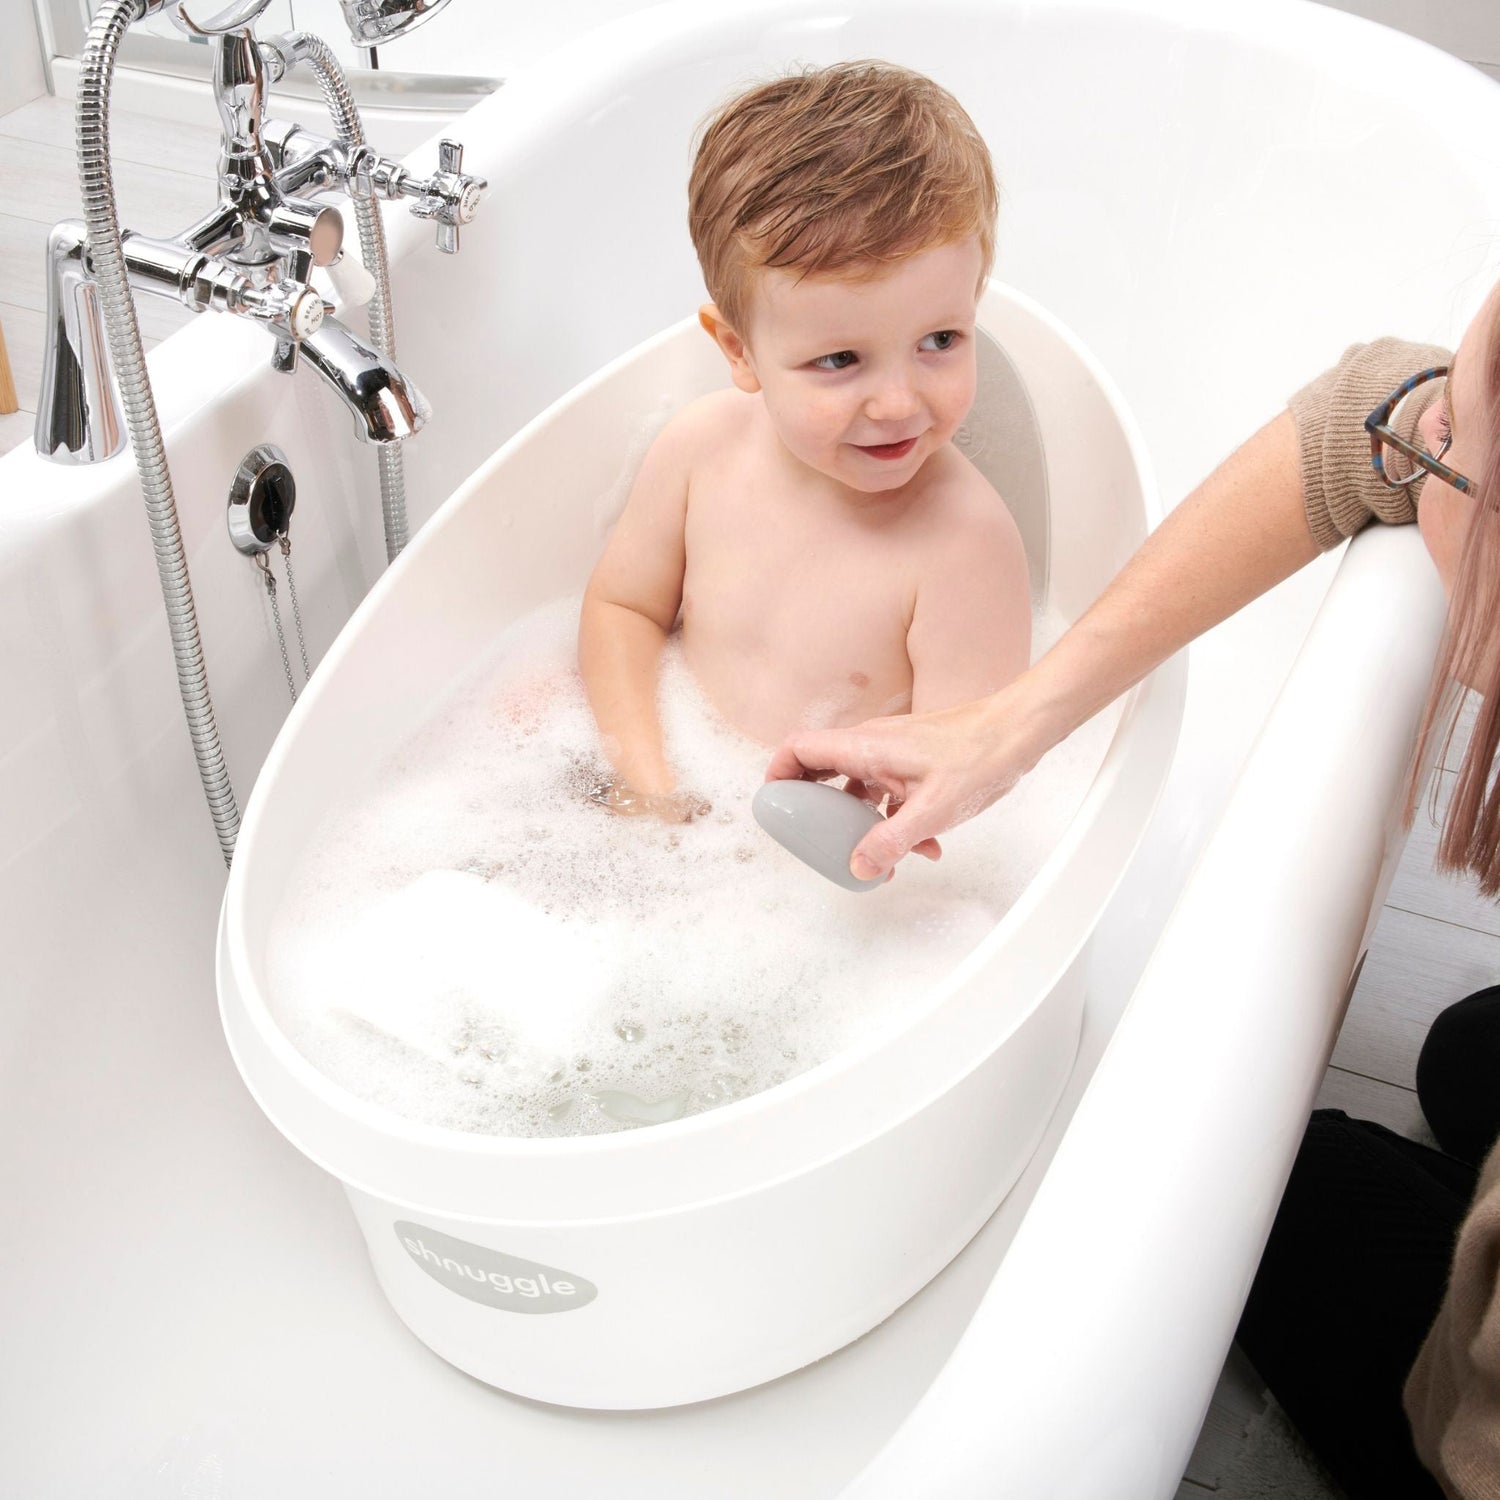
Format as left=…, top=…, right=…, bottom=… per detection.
left=1405, top=291, right=1500, bottom=892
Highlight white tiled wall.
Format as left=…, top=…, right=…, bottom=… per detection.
left=2, top=0, right=47, bottom=114
left=38, top=0, right=1500, bottom=86
left=285, top=1, right=1500, bottom=85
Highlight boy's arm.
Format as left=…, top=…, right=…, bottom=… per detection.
left=578, top=415, right=695, bottom=801
left=906, top=480, right=1033, bottom=714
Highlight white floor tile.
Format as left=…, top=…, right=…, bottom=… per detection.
left=1333, top=906, right=1500, bottom=1088
left=1387, top=770, right=1500, bottom=936
left=2, top=299, right=41, bottom=413
left=0, top=212, right=47, bottom=311
left=0, top=94, right=222, bottom=178
left=0, top=134, right=216, bottom=241
left=1313, top=1064, right=1435, bottom=1142
left=1441, top=691, right=1477, bottom=773
left=1183, top=1343, right=1267, bottom=1488
left=0, top=404, right=34, bottom=457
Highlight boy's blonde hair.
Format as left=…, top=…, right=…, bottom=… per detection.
left=688, top=60, right=998, bottom=335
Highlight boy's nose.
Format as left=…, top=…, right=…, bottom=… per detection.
left=864, top=376, right=922, bottom=423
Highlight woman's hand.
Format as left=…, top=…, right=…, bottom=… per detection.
left=765, top=690, right=1043, bottom=881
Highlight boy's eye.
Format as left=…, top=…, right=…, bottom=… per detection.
left=919, top=330, right=961, bottom=353
left=812, top=350, right=858, bottom=371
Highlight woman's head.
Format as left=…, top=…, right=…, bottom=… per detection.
left=1408, top=279, right=1500, bottom=891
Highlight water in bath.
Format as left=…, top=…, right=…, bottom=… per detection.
left=267, top=597, right=1115, bottom=1137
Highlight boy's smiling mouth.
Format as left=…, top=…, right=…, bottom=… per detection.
left=854, top=437, right=919, bottom=460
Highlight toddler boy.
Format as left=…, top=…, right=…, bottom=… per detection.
left=579, top=61, right=1031, bottom=817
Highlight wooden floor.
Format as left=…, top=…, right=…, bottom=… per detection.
left=5, top=88, right=1496, bottom=1499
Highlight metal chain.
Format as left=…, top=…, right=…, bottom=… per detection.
left=277, top=532, right=313, bottom=685
left=256, top=550, right=299, bottom=703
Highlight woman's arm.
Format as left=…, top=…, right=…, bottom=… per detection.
left=768, top=410, right=1319, bottom=878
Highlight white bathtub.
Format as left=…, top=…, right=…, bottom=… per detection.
left=4, top=0, right=1499, bottom=1493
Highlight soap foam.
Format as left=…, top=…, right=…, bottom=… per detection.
left=266, top=596, right=1117, bottom=1137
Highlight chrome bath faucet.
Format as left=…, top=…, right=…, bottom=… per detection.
left=37, top=0, right=487, bottom=464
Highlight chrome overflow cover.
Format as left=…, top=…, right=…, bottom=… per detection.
left=228, top=443, right=297, bottom=554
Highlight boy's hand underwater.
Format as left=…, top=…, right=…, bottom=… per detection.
left=588, top=779, right=713, bottom=824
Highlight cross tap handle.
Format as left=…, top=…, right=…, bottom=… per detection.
left=409, top=137, right=487, bottom=255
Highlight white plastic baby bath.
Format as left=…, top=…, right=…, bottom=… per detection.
left=217, top=281, right=1184, bottom=1408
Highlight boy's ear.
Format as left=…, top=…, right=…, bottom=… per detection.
left=698, top=304, right=761, bottom=394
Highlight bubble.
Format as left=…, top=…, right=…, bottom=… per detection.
left=698, top=1072, right=748, bottom=1108
left=587, top=1088, right=689, bottom=1127
left=474, top=1025, right=508, bottom=1061
left=264, top=595, right=1116, bottom=1139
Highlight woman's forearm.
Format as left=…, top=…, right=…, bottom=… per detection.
left=1002, top=409, right=1318, bottom=758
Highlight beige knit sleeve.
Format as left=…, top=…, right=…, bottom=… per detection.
left=1403, top=1145, right=1500, bottom=1498
left=1288, top=337, right=1452, bottom=551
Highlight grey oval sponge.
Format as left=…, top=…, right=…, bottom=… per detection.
left=751, top=779, right=887, bottom=893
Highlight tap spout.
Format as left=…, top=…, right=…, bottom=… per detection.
left=297, top=314, right=430, bottom=443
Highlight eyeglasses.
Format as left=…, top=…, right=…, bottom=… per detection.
left=1365, top=366, right=1472, bottom=495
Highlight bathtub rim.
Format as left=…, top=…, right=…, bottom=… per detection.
left=218, top=278, right=1184, bottom=1213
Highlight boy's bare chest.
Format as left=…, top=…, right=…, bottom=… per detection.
left=678, top=470, right=921, bottom=739
left=684, top=462, right=918, bottom=626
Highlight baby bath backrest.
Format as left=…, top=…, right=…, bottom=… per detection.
left=971, top=282, right=1149, bottom=618
left=967, top=324, right=1049, bottom=602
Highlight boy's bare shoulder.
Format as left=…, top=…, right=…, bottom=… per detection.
left=913, top=444, right=1023, bottom=545
left=654, top=387, right=757, bottom=458
left=625, top=389, right=756, bottom=503
left=900, top=445, right=1030, bottom=602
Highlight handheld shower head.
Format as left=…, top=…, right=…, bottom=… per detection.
left=169, top=0, right=273, bottom=36
left=337, top=0, right=454, bottom=47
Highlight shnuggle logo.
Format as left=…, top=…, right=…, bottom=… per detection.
left=396, top=1222, right=598, bottom=1315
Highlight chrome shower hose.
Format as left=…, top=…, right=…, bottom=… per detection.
left=79, top=0, right=241, bottom=865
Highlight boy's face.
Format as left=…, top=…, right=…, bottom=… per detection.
left=703, top=236, right=983, bottom=496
